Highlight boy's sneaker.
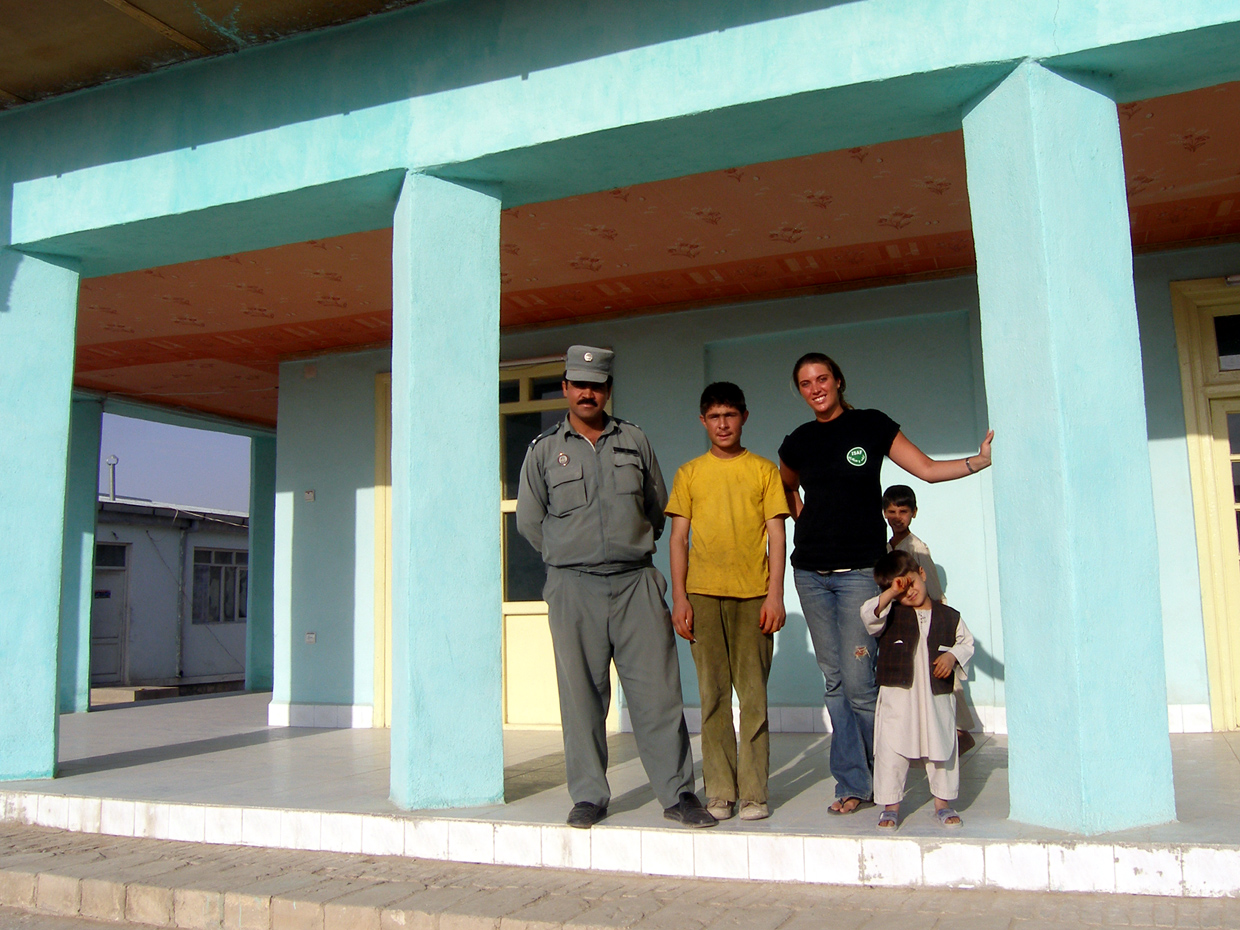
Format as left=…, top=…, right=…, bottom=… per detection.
left=706, top=798, right=735, bottom=820
left=738, top=800, right=770, bottom=821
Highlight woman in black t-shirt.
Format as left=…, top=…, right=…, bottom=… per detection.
left=778, top=352, right=993, bottom=815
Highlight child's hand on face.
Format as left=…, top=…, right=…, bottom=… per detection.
left=932, top=652, right=957, bottom=679
left=891, top=575, right=911, bottom=595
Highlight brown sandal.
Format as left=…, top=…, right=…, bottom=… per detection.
left=828, top=796, right=865, bottom=815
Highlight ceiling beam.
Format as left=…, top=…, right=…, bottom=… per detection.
left=99, top=0, right=212, bottom=55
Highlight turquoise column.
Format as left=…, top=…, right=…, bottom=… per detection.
left=246, top=435, right=277, bottom=692
left=962, top=62, right=1175, bottom=833
left=389, top=173, right=503, bottom=809
left=58, top=396, right=103, bottom=714
left=0, top=251, right=80, bottom=779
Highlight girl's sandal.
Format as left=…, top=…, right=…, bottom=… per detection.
left=877, top=809, right=898, bottom=829
left=935, top=807, right=963, bottom=828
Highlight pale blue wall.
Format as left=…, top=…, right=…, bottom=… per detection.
left=273, top=350, right=387, bottom=707
left=503, top=277, right=1000, bottom=713
left=498, top=246, right=1231, bottom=714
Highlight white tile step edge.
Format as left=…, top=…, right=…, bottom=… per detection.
left=2, top=790, right=1236, bottom=898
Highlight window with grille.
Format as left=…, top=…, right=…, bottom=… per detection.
left=192, top=548, right=248, bottom=624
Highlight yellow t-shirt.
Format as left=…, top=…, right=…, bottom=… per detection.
left=665, top=449, right=790, bottom=598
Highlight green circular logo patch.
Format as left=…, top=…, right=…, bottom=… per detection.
left=846, top=446, right=867, bottom=466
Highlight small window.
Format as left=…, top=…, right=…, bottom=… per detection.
left=95, top=543, right=127, bottom=568
left=531, top=376, right=565, bottom=400
left=1216, top=315, right=1240, bottom=371
left=192, top=547, right=249, bottom=624
left=499, top=380, right=521, bottom=404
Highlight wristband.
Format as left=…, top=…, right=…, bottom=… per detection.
left=964, top=456, right=975, bottom=474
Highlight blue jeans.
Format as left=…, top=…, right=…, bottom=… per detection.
left=793, top=568, right=879, bottom=801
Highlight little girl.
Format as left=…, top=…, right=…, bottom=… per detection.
left=862, top=549, right=974, bottom=828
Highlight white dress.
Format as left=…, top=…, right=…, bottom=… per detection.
left=861, top=598, right=974, bottom=762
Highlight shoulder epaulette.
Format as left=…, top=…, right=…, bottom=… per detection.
left=528, top=422, right=562, bottom=448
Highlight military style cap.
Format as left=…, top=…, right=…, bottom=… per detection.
left=565, top=345, right=613, bottom=383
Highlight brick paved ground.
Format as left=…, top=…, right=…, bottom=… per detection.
left=4, top=822, right=1240, bottom=929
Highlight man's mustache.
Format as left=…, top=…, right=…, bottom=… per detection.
left=577, top=398, right=597, bottom=406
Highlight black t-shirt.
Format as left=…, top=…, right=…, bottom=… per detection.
left=778, top=408, right=901, bottom=571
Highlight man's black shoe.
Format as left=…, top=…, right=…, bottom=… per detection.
left=566, top=801, right=608, bottom=829
left=663, top=792, right=717, bottom=828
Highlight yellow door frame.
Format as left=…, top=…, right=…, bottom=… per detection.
left=374, top=373, right=393, bottom=727
left=1171, top=278, right=1240, bottom=730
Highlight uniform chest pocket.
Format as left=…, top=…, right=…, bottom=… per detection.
left=547, top=461, right=586, bottom=516
left=611, top=447, right=644, bottom=495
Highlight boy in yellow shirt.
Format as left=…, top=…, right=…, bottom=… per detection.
left=666, top=382, right=790, bottom=821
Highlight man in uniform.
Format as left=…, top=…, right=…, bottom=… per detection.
left=516, top=345, right=715, bottom=829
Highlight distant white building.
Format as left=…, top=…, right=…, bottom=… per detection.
left=92, top=497, right=249, bottom=689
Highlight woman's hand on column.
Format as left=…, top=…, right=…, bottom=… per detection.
left=972, top=430, right=995, bottom=471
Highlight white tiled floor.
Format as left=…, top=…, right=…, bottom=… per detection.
left=5, top=691, right=1240, bottom=896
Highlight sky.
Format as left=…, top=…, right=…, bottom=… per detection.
left=98, top=414, right=251, bottom=513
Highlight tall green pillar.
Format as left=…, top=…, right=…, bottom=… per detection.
left=0, top=251, right=80, bottom=778
left=963, top=61, right=1175, bottom=833
left=388, top=173, right=504, bottom=809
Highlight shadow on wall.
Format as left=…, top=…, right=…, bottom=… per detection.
left=2, top=183, right=14, bottom=310
left=3, top=0, right=862, bottom=183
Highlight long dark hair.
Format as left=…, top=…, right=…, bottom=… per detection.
left=791, top=352, right=851, bottom=410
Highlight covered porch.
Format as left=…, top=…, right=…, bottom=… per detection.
left=4, top=0, right=1240, bottom=841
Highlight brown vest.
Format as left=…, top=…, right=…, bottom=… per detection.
left=874, top=600, right=959, bottom=695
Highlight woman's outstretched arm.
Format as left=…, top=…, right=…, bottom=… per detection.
left=888, top=429, right=994, bottom=483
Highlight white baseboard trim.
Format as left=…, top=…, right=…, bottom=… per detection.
left=623, top=704, right=1212, bottom=736
left=1169, top=704, right=1213, bottom=733
left=268, top=702, right=373, bottom=729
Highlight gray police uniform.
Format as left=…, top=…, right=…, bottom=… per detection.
left=516, top=414, right=695, bottom=810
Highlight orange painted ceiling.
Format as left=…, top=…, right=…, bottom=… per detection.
left=76, top=81, right=1240, bottom=427
left=0, top=0, right=426, bottom=109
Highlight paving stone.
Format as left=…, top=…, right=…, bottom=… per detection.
left=225, top=891, right=277, bottom=930
left=79, top=878, right=125, bottom=922
left=325, top=903, right=383, bottom=930
left=499, top=892, right=596, bottom=930
left=698, top=903, right=793, bottom=930
left=127, top=882, right=176, bottom=927
left=438, top=885, right=549, bottom=928
left=628, top=899, right=724, bottom=930
left=941, top=914, right=1015, bottom=930
left=33, top=873, right=80, bottom=916
left=173, top=886, right=225, bottom=930
left=380, top=885, right=481, bottom=930
left=772, top=905, right=873, bottom=930
left=272, top=896, right=328, bottom=930
left=0, top=872, right=37, bottom=912
left=562, top=896, right=657, bottom=929
left=855, top=910, right=939, bottom=930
